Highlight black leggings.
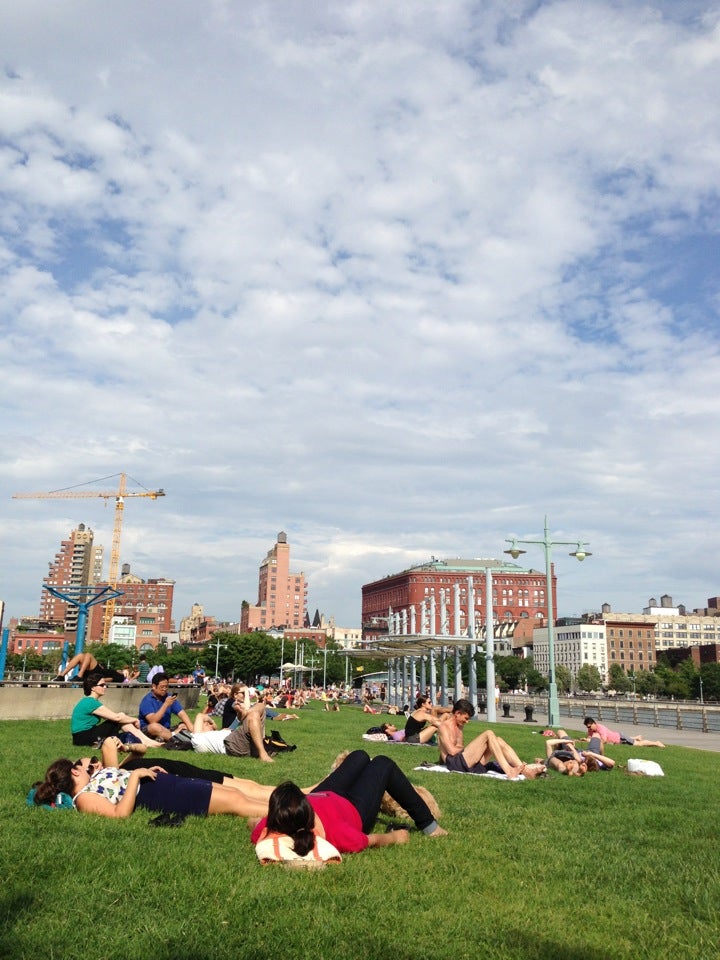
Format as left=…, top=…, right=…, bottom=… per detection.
left=313, top=750, right=435, bottom=833
left=122, top=757, right=226, bottom=783
left=72, top=721, right=122, bottom=746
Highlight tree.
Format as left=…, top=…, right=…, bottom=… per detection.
left=653, top=660, right=692, bottom=700
left=494, top=655, right=526, bottom=691
left=555, top=664, right=572, bottom=694
left=634, top=670, right=660, bottom=697
left=85, top=642, right=136, bottom=671
left=698, top=663, right=720, bottom=702
left=162, top=645, right=198, bottom=677
left=222, top=632, right=283, bottom=683
left=608, top=663, right=630, bottom=693
left=576, top=664, right=601, bottom=692
left=523, top=657, right=547, bottom=693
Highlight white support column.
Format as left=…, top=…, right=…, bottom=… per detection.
left=486, top=565, right=496, bottom=722
left=467, top=576, right=477, bottom=714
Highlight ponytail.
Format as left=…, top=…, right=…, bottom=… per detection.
left=266, top=781, right=316, bottom=857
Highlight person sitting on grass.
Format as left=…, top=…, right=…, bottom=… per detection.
left=583, top=717, right=665, bottom=748
left=250, top=749, right=447, bottom=858
left=138, top=673, right=193, bottom=742
left=438, top=699, right=545, bottom=779
left=31, top=754, right=273, bottom=821
left=70, top=676, right=162, bottom=748
left=403, top=694, right=451, bottom=744
left=190, top=701, right=276, bottom=763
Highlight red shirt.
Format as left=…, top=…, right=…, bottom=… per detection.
left=250, top=791, right=368, bottom=853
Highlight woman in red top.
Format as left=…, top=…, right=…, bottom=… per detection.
left=251, top=749, right=447, bottom=854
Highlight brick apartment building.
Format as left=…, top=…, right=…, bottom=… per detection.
left=39, top=523, right=103, bottom=643
left=86, top=564, right=175, bottom=647
left=361, top=556, right=557, bottom=650
left=240, top=532, right=308, bottom=632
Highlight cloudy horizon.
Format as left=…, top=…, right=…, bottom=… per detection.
left=2, top=1, right=719, bottom=630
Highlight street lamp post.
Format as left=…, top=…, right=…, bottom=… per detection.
left=308, top=655, right=319, bottom=687
left=504, top=516, right=591, bottom=727
left=209, top=638, right=227, bottom=680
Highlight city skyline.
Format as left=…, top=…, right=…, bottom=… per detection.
left=1, top=2, right=719, bottom=628
left=5, top=515, right=718, bottom=634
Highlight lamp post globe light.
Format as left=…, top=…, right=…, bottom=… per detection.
left=504, top=516, right=591, bottom=727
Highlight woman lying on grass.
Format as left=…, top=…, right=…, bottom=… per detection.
left=540, top=737, right=616, bottom=776
left=250, top=749, right=447, bottom=860
left=32, top=735, right=277, bottom=820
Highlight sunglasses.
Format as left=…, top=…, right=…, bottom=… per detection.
left=72, top=756, right=99, bottom=775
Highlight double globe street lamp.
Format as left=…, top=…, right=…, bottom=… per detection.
left=504, top=516, right=591, bottom=727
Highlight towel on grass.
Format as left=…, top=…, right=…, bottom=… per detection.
left=414, top=762, right=525, bottom=780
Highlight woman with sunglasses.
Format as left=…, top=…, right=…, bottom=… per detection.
left=403, top=694, right=452, bottom=744
left=71, top=675, right=161, bottom=748
left=32, top=751, right=275, bottom=820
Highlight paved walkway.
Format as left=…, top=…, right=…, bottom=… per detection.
left=495, top=707, right=720, bottom=753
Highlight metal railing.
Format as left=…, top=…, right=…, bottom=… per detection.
left=503, top=694, right=720, bottom=734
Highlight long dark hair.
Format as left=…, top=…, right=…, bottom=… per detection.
left=32, top=759, right=74, bottom=805
left=266, top=781, right=316, bottom=857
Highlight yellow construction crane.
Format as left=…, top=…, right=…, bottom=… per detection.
left=13, top=473, right=165, bottom=642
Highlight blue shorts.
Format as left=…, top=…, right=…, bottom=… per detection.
left=136, top=772, right=213, bottom=816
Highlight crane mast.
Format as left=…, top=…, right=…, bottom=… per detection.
left=13, top=473, right=165, bottom=642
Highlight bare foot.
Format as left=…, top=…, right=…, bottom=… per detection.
left=521, top=763, right=546, bottom=780
left=260, top=754, right=275, bottom=763
left=427, top=826, right=448, bottom=837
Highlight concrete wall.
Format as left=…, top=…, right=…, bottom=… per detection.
left=0, top=683, right=200, bottom=721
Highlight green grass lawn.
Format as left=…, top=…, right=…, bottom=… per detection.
left=1, top=704, right=718, bottom=960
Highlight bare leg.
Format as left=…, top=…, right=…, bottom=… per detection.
left=456, top=731, right=496, bottom=769
left=193, top=714, right=217, bottom=733
left=418, top=726, right=438, bottom=744
left=143, top=722, right=173, bottom=741
left=220, top=777, right=277, bottom=801
left=207, top=783, right=270, bottom=818
left=634, top=736, right=665, bottom=748
left=246, top=705, right=274, bottom=763
left=119, top=723, right=162, bottom=747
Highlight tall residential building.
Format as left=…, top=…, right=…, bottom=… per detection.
left=39, top=523, right=103, bottom=640
left=361, top=556, right=557, bottom=651
left=240, top=531, right=308, bottom=632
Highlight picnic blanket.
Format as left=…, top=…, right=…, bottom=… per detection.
left=414, top=762, right=526, bottom=780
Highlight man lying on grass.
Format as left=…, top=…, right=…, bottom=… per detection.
left=438, top=699, right=545, bottom=779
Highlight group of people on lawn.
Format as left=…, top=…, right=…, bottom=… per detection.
left=31, top=671, right=663, bottom=863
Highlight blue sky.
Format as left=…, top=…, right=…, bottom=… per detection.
left=1, top=1, right=719, bottom=630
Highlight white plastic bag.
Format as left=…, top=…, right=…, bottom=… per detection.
left=627, top=758, right=664, bottom=777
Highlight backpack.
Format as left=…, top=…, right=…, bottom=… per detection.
left=163, top=730, right=194, bottom=751
left=263, top=729, right=297, bottom=755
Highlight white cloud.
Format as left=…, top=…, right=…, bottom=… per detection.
left=1, top=1, right=719, bottom=630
